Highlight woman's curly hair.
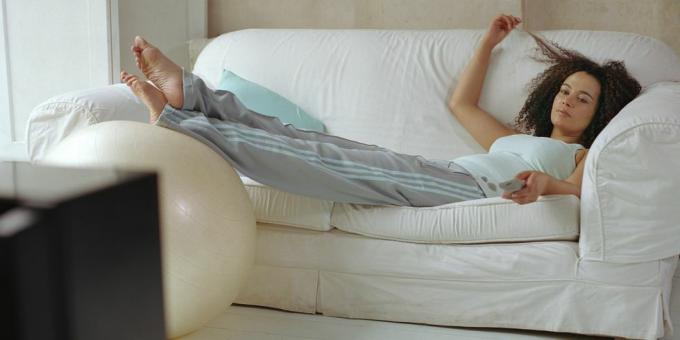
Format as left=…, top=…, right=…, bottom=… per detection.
left=513, top=33, right=642, bottom=148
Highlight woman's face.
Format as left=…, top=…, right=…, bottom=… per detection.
left=551, top=71, right=601, bottom=138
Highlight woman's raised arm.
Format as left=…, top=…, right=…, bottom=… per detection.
left=448, top=14, right=522, bottom=151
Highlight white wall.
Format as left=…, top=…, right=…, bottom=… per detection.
left=0, top=0, right=13, bottom=152
left=0, top=0, right=206, bottom=161
left=0, top=0, right=111, bottom=161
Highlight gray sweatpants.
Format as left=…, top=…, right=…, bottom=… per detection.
left=154, top=70, right=485, bottom=207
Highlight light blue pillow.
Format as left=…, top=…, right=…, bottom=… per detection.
left=217, top=69, right=326, bottom=132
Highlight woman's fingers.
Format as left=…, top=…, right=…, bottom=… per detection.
left=504, top=170, right=538, bottom=205
left=484, top=15, right=522, bottom=49
left=511, top=193, right=538, bottom=205
left=496, top=15, right=510, bottom=31
left=510, top=185, right=535, bottom=200
left=499, top=14, right=521, bottom=31
left=515, top=198, right=535, bottom=205
left=490, top=14, right=522, bottom=36
left=494, top=14, right=510, bottom=28
left=503, top=191, right=539, bottom=205
left=504, top=16, right=514, bottom=30
left=494, top=16, right=507, bottom=30
left=513, top=182, right=532, bottom=195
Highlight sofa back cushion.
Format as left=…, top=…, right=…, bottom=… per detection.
left=193, top=29, right=680, bottom=161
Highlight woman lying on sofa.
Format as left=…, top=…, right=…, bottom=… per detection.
left=120, top=14, right=641, bottom=207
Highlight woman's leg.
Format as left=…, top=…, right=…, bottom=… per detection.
left=155, top=105, right=485, bottom=207
left=127, top=36, right=486, bottom=206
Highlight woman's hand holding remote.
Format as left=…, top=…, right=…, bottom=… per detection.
left=501, top=171, right=550, bottom=205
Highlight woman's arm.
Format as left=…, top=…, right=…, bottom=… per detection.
left=502, top=150, right=589, bottom=204
left=448, top=14, right=521, bottom=151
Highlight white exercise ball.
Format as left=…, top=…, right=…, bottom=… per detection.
left=42, top=121, right=256, bottom=338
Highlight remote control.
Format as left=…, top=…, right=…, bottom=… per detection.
left=499, top=178, right=525, bottom=193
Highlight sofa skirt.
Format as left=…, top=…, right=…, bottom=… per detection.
left=234, top=223, right=678, bottom=340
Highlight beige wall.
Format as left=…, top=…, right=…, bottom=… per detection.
left=523, top=0, right=680, bottom=58
left=208, top=0, right=680, bottom=57
left=208, top=0, right=521, bottom=32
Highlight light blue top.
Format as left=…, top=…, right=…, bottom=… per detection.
left=453, top=134, right=585, bottom=198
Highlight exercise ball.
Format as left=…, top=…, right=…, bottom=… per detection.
left=42, top=121, right=256, bottom=338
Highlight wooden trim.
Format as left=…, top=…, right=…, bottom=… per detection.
left=108, top=0, right=120, bottom=84
left=185, top=0, right=207, bottom=71
left=86, top=0, right=112, bottom=86
left=187, top=0, right=207, bottom=40
left=521, top=0, right=530, bottom=31
left=0, top=0, right=14, bottom=144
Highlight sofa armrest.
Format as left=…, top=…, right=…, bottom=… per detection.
left=580, top=82, right=680, bottom=263
left=26, top=84, right=148, bottom=162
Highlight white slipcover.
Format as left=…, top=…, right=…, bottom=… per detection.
left=235, top=223, right=678, bottom=340
left=580, top=82, right=680, bottom=263
left=191, top=28, right=680, bottom=264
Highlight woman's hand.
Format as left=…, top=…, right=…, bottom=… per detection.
left=482, top=14, right=522, bottom=49
left=501, top=171, right=550, bottom=205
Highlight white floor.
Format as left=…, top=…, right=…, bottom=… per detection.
left=178, top=305, right=610, bottom=340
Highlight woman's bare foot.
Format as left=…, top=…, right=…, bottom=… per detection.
left=121, top=71, right=168, bottom=124
left=131, top=36, right=184, bottom=109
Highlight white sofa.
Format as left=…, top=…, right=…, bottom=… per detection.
left=27, top=29, right=680, bottom=339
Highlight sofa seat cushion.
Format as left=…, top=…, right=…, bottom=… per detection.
left=243, top=176, right=579, bottom=243
left=331, top=195, right=580, bottom=244
left=242, top=176, right=335, bottom=231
